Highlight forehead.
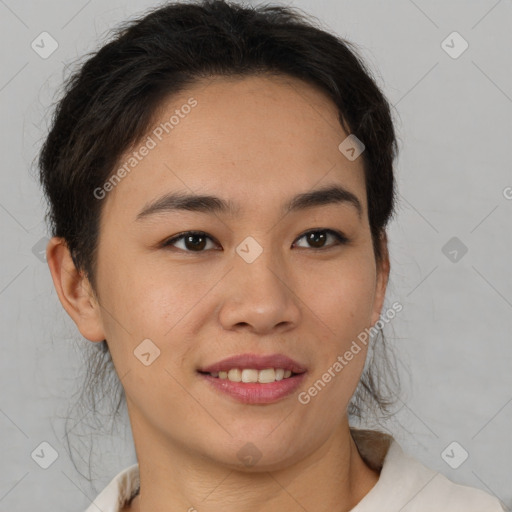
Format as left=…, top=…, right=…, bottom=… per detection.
left=102, top=74, right=367, bottom=221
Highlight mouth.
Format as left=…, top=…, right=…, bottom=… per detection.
left=197, top=353, right=307, bottom=404
left=198, top=352, right=307, bottom=379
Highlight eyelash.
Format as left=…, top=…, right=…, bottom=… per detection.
left=161, top=229, right=349, bottom=253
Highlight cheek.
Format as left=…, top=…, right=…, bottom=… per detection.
left=96, top=252, right=214, bottom=374
left=95, top=241, right=176, bottom=329
left=308, top=252, right=377, bottom=342
left=301, top=261, right=375, bottom=414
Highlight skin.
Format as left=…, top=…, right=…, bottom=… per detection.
left=47, top=74, right=390, bottom=512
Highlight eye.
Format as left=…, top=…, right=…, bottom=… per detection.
left=161, top=228, right=349, bottom=253
left=293, top=229, right=348, bottom=250
left=162, top=231, right=218, bottom=252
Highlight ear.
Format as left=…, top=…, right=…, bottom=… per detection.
left=46, top=237, right=106, bottom=342
left=370, top=231, right=390, bottom=327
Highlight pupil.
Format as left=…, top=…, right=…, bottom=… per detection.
left=308, top=231, right=326, bottom=248
left=186, top=234, right=206, bottom=251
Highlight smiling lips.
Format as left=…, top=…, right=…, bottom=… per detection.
left=198, top=353, right=307, bottom=404
left=199, top=352, right=307, bottom=374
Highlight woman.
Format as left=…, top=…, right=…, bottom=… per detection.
left=38, top=0, right=504, bottom=510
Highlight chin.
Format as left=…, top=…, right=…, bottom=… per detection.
left=200, top=433, right=309, bottom=473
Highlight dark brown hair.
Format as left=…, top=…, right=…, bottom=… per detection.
left=37, top=0, right=402, bottom=481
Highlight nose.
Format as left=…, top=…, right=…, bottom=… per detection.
left=217, top=246, right=301, bottom=335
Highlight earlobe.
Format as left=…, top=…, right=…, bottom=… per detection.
left=46, top=237, right=106, bottom=342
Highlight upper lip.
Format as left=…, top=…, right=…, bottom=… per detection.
left=199, top=353, right=307, bottom=374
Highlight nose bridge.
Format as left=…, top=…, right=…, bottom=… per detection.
left=217, top=234, right=300, bottom=332
left=235, top=234, right=287, bottom=299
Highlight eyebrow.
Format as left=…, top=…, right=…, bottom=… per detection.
left=135, top=184, right=363, bottom=222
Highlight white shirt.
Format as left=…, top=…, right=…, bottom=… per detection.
left=84, top=428, right=505, bottom=512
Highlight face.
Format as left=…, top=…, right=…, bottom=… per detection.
left=64, top=74, right=389, bottom=471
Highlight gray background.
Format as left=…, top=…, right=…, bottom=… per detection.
left=1, top=0, right=511, bottom=510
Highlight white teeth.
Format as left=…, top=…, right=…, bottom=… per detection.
left=210, top=368, right=295, bottom=383
left=242, top=369, right=258, bottom=383
left=258, top=368, right=275, bottom=383
left=228, top=369, right=242, bottom=382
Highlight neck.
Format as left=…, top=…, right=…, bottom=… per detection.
left=126, top=421, right=380, bottom=512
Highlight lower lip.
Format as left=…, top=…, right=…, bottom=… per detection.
left=199, top=372, right=307, bottom=404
